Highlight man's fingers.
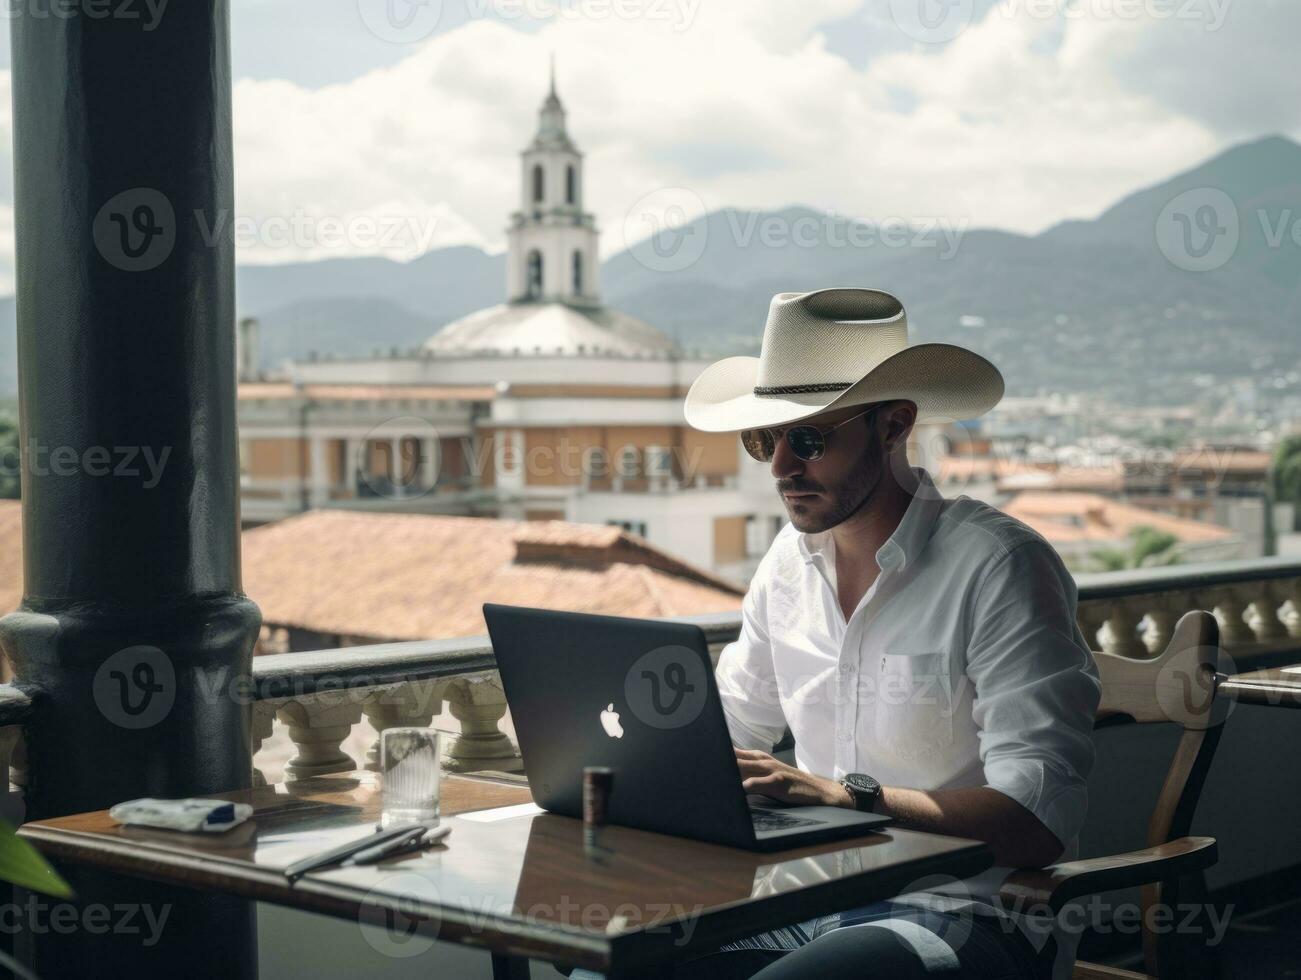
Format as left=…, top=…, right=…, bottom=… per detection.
left=734, top=757, right=772, bottom=776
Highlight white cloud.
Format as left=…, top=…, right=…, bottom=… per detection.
left=0, top=0, right=1296, bottom=287
left=853, top=7, right=1221, bottom=228
left=226, top=0, right=1233, bottom=266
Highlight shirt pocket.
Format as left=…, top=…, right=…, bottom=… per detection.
left=872, top=650, right=955, bottom=759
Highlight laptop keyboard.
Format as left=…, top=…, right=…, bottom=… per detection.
left=749, top=807, right=822, bottom=832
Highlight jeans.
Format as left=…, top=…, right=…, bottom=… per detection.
left=569, top=900, right=1052, bottom=979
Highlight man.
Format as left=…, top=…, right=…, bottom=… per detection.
left=678, top=287, right=1102, bottom=979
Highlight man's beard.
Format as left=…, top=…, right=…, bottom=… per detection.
left=778, top=457, right=884, bottom=534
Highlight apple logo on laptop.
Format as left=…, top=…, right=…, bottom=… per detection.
left=600, top=703, right=624, bottom=739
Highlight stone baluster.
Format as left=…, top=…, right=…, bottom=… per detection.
left=9, top=732, right=27, bottom=792
left=362, top=680, right=443, bottom=771
left=1140, top=593, right=1180, bottom=655
left=1211, top=585, right=1254, bottom=648
left=251, top=701, right=278, bottom=786
left=277, top=695, right=364, bottom=781
left=1099, top=599, right=1148, bottom=658
left=442, top=673, right=522, bottom=774
left=1245, top=580, right=1289, bottom=643
left=1282, top=577, right=1301, bottom=638
left=0, top=726, right=20, bottom=793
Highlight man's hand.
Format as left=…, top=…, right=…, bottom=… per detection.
left=733, top=749, right=852, bottom=808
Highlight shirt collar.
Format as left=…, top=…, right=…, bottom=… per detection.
left=796, top=465, right=944, bottom=574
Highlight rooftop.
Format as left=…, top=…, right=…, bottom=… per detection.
left=241, top=510, right=743, bottom=643
left=1002, top=492, right=1236, bottom=544
left=936, top=457, right=1126, bottom=492
left=937, top=449, right=1273, bottom=494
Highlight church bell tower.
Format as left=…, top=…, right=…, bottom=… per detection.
left=506, top=62, right=601, bottom=307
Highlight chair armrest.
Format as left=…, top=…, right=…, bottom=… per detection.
left=997, top=836, right=1217, bottom=914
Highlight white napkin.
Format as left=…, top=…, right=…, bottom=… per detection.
left=108, top=797, right=254, bottom=833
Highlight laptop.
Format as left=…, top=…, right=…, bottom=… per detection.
left=484, top=603, right=891, bottom=851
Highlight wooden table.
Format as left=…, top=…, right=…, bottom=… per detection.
left=20, top=771, right=992, bottom=979
left=1218, top=665, right=1301, bottom=709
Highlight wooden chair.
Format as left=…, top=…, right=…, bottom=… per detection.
left=998, top=609, right=1225, bottom=979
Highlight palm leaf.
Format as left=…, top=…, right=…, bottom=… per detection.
left=0, top=820, right=72, bottom=899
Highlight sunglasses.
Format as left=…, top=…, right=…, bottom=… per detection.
left=740, top=407, right=877, bottom=463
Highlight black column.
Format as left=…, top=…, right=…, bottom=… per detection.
left=2, top=1, right=259, bottom=975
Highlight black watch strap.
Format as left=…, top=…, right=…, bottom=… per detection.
left=841, top=773, right=881, bottom=813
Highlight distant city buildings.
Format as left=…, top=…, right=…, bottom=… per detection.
left=935, top=437, right=1287, bottom=570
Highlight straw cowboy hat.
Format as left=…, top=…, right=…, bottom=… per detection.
left=683, top=287, right=1004, bottom=432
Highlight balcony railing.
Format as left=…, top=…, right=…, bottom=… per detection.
left=1, top=557, right=1298, bottom=790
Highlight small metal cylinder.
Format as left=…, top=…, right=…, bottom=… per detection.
left=583, top=766, right=616, bottom=854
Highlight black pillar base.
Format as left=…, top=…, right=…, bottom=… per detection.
left=0, top=597, right=259, bottom=820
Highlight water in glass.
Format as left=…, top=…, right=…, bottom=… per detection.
left=380, top=727, right=441, bottom=828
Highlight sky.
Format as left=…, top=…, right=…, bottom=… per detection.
left=0, top=0, right=1297, bottom=286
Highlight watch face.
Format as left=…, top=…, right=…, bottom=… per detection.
left=846, top=773, right=879, bottom=795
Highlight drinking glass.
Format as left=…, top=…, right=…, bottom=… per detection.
left=380, top=727, right=441, bottom=828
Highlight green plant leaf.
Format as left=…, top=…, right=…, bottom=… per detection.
left=0, top=820, right=73, bottom=899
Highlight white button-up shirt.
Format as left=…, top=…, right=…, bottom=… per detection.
left=716, top=465, right=1101, bottom=856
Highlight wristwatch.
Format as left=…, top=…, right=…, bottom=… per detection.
left=840, top=773, right=882, bottom=812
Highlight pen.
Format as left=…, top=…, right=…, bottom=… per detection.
left=340, top=823, right=451, bottom=867
left=283, top=822, right=429, bottom=881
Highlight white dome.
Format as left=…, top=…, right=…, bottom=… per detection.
left=424, top=302, right=678, bottom=357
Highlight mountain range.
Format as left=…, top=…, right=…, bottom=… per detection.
left=1, top=134, right=1299, bottom=404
